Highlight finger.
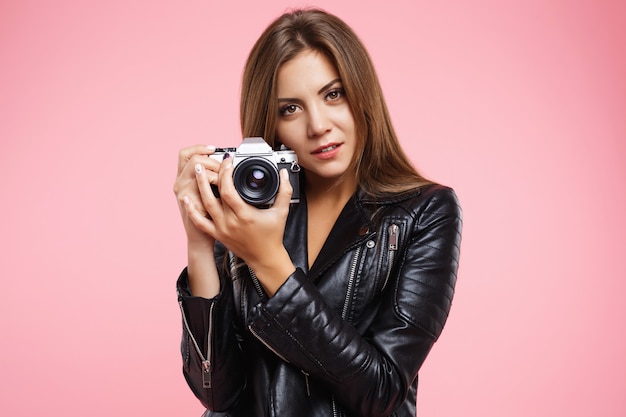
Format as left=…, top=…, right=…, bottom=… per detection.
left=194, top=163, right=223, bottom=221
left=216, top=154, right=246, bottom=212
left=271, top=168, right=294, bottom=212
left=174, top=179, right=198, bottom=210
left=182, top=195, right=218, bottom=237
left=174, top=152, right=221, bottom=196
left=177, top=144, right=216, bottom=175
left=173, top=159, right=214, bottom=198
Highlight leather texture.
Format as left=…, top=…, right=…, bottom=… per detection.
left=177, top=184, right=462, bottom=417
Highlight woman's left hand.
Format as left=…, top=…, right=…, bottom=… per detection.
left=184, top=155, right=296, bottom=295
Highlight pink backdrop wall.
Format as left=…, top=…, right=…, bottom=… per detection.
left=1, top=0, right=625, bottom=415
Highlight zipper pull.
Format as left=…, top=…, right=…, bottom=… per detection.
left=202, top=360, right=212, bottom=388
left=302, top=370, right=311, bottom=396
left=388, top=224, right=398, bottom=250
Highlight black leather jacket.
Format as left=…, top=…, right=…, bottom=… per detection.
left=177, top=184, right=462, bottom=417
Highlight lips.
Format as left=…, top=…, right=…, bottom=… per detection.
left=312, top=143, right=341, bottom=154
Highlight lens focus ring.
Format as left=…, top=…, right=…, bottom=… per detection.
left=232, top=157, right=279, bottom=206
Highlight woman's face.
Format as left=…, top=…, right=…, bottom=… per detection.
left=275, top=50, right=357, bottom=186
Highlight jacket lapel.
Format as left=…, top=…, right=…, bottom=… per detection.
left=281, top=187, right=423, bottom=282
left=308, top=194, right=375, bottom=281
left=283, top=199, right=309, bottom=273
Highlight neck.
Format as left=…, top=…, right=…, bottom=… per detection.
left=304, top=171, right=357, bottom=207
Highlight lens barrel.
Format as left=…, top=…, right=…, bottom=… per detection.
left=232, top=157, right=280, bottom=206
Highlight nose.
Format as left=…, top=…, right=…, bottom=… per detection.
left=306, top=103, right=332, bottom=138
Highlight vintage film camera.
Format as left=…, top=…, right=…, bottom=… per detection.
left=210, top=137, right=301, bottom=207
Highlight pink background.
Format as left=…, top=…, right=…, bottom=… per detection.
left=1, top=0, right=625, bottom=415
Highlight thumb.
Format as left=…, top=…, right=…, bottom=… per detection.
left=272, top=168, right=295, bottom=209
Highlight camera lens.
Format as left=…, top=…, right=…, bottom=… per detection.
left=232, top=157, right=279, bottom=206
left=245, top=169, right=267, bottom=190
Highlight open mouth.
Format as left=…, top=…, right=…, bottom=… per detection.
left=313, top=144, right=340, bottom=154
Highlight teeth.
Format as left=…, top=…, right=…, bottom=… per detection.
left=320, top=145, right=337, bottom=153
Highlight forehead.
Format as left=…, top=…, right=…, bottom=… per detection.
left=276, top=50, right=339, bottom=95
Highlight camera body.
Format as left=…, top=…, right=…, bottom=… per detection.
left=209, top=137, right=301, bottom=207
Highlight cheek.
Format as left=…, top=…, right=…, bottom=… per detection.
left=336, top=106, right=356, bottom=131
left=275, top=122, right=300, bottom=148
left=275, top=124, right=288, bottom=146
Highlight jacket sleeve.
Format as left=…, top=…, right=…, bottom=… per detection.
left=246, top=187, right=462, bottom=417
left=177, top=253, right=247, bottom=412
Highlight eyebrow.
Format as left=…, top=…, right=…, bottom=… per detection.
left=317, top=78, right=342, bottom=95
left=277, top=78, right=342, bottom=103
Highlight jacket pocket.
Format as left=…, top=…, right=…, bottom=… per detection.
left=380, top=223, right=400, bottom=293
left=342, top=220, right=406, bottom=325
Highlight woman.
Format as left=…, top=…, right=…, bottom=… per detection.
left=173, top=8, right=462, bottom=417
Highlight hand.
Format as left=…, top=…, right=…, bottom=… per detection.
left=173, top=144, right=221, bottom=249
left=184, top=154, right=296, bottom=295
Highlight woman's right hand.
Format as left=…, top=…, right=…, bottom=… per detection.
left=173, top=144, right=221, bottom=248
left=173, top=145, right=224, bottom=298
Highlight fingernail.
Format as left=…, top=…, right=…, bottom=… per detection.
left=206, top=145, right=216, bottom=152
left=183, top=195, right=190, bottom=205
left=223, top=152, right=230, bottom=159
left=194, top=163, right=203, bottom=174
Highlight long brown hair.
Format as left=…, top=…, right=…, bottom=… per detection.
left=240, top=8, right=432, bottom=197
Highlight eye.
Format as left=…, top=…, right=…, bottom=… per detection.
left=325, top=88, right=345, bottom=102
left=279, top=103, right=301, bottom=116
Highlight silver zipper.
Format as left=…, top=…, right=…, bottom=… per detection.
left=341, top=246, right=362, bottom=320
left=333, top=246, right=364, bottom=413
left=178, top=300, right=215, bottom=388
left=381, top=224, right=398, bottom=292
left=248, top=324, right=291, bottom=364
left=248, top=267, right=266, bottom=300
left=249, top=325, right=314, bottom=397
left=332, top=395, right=339, bottom=417
left=302, top=370, right=311, bottom=396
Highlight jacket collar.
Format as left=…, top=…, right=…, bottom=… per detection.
left=309, top=193, right=375, bottom=279
left=356, top=186, right=423, bottom=206
left=283, top=190, right=376, bottom=282
left=283, top=185, right=426, bottom=281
